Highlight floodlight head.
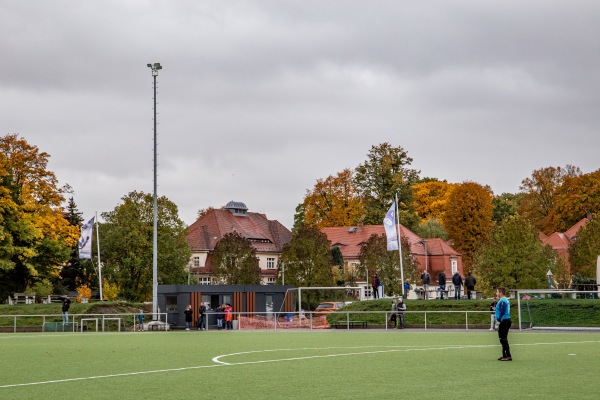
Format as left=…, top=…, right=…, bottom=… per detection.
left=147, top=62, right=162, bottom=76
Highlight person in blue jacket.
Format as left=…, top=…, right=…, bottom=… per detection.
left=495, top=287, right=512, bottom=361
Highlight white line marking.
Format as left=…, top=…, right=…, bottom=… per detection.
left=2, top=340, right=599, bottom=389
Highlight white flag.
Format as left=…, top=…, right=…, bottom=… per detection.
left=78, top=216, right=95, bottom=259
left=383, top=203, right=398, bottom=251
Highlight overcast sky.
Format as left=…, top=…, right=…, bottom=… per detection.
left=2, top=0, right=599, bottom=229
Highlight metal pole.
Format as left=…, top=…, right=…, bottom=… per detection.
left=147, top=63, right=161, bottom=320
left=395, top=194, right=405, bottom=298
left=95, top=211, right=103, bottom=301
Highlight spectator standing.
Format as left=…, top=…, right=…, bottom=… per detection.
left=184, top=305, right=193, bottom=331
left=438, top=271, right=447, bottom=299
left=489, top=299, right=498, bottom=331
left=389, top=301, right=397, bottom=327
left=372, top=273, right=381, bottom=299
left=224, top=303, right=233, bottom=330
left=465, top=272, right=477, bottom=299
left=397, top=298, right=406, bottom=329
left=403, top=279, right=410, bottom=299
left=452, top=272, right=463, bottom=300
left=495, top=287, right=512, bottom=361
left=137, top=309, right=145, bottom=331
left=61, top=297, right=71, bottom=325
left=197, top=302, right=207, bottom=331
left=216, top=304, right=225, bottom=330
left=420, top=271, right=431, bottom=299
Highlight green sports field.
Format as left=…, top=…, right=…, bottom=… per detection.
left=1, top=330, right=599, bottom=399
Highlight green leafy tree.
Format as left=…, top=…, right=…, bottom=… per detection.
left=569, top=216, right=600, bottom=279
left=444, top=182, right=494, bottom=274
left=414, top=217, right=448, bottom=240
left=292, top=203, right=305, bottom=233
left=101, top=191, right=190, bottom=301
left=358, top=234, right=418, bottom=296
left=354, top=143, right=420, bottom=230
left=331, top=245, right=344, bottom=286
left=212, top=232, right=260, bottom=284
left=474, top=215, right=556, bottom=296
left=278, top=226, right=334, bottom=307
left=492, top=192, right=523, bottom=223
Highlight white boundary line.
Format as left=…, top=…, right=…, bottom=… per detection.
left=2, top=340, right=599, bottom=389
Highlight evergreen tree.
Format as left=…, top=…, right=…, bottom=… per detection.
left=59, top=197, right=86, bottom=291
left=569, top=216, right=600, bottom=279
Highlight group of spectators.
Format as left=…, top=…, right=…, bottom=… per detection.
left=419, top=270, right=478, bottom=300
left=371, top=270, right=479, bottom=300
left=184, top=302, right=234, bottom=331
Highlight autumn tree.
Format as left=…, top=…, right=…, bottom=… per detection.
left=569, top=216, right=600, bottom=279
left=278, top=226, right=334, bottom=307
left=101, top=191, right=190, bottom=301
left=412, top=180, right=455, bottom=223
left=474, top=215, right=557, bottom=296
left=302, top=169, right=365, bottom=229
left=212, top=232, right=261, bottom=284
left=518, top=165, right=581, bottom=235
left=0, top=134, right=78, bottom=299
left=444, top=181, right=494, bottom=274
left=358, top=234, right=418, bottom=297
left=354, top=143, right=420, bottom=230
left=549, top=170, right=600, bottom=232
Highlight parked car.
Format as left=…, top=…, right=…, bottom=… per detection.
left=314, top=302, right=345, bottom=316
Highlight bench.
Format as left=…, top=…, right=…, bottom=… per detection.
left=333, top=321, right=367, bottom=329
left=42, top=295, right=66, bottom=304
left=8, top=292, right=36, bottom=305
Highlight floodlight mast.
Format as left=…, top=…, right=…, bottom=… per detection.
left=147, top=62, right=161, bottom=320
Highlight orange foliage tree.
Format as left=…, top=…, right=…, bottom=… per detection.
left=549, top=169, right=600, bottom=233
left=302, top=169, right=365, bottom=229
left=412, top=180, right=456, bottom=223
left=443, top=181, right=494, bottom=274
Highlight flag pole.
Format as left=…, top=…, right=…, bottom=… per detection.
left=395, top=194, right=405, bottom=297
left=95, top=211, right=103, bottom=301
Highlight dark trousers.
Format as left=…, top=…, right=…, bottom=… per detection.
left=466, top=287, right=474, bottom=299
left=498, top=319, right=512, bottom=358
left=454, top=285, right=461, bottom=300
left=373, top=285, right=379, bottom=299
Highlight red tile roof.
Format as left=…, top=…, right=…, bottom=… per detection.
left=321, top=224, right=460, bottom=260
left=186, top=209, right=292, bottom=253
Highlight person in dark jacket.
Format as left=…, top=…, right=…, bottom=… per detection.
left=452, top=272, right=463, bottom=300
left=420, top=271, right=431, bottom=299
left=372, top=273, right=381, bottom=299
left=184, top=305, right=193, bottom=331
left=197, top=302, right=207, bottom=331
left=61, top=297, right=71, bottom=325
left=438, top=271, right=447, bottom=299
left=464, top=272, right=477, bottom=299
left=216, top=304, right=225, bottom=330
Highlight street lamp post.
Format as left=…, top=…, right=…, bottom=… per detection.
left=147, top=62, right=162, bottom=320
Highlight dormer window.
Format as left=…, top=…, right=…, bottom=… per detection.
left=225, top=200, right=248, bottom=216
